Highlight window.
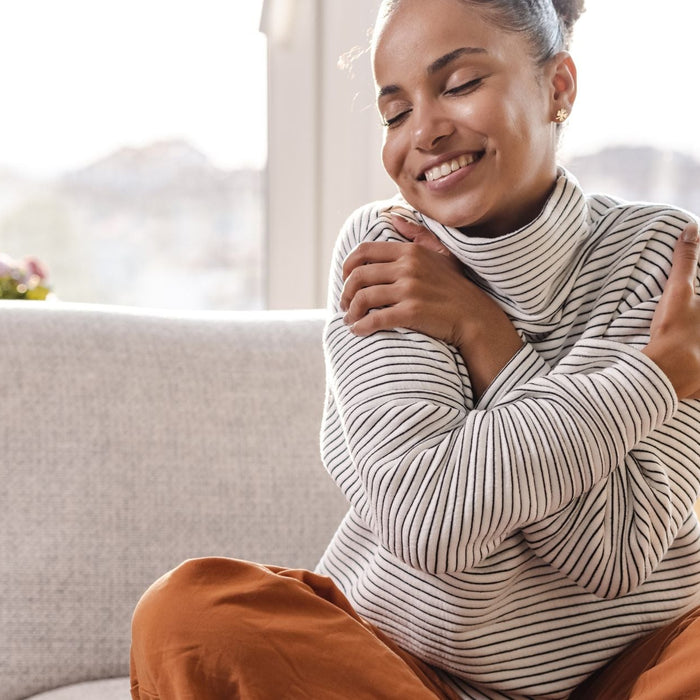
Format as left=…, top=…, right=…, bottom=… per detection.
left=560, top=0, right=700, bottom=215
left=4, top=1, right=697, bottom=311
left=0, top=0, right=267, bottom=309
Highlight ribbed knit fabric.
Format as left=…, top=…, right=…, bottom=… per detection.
left=317, top=169, right=700, bottom=699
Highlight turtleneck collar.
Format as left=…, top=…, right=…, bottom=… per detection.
left=387, top=169, right=591, bottom=334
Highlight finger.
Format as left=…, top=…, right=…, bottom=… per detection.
left=342, top=241, right=406, bottom=281
left=340, top=261, right=400, bottom=312
left=390, top=214, right=452, bottom=255
left=390, top=213, right=428, bottom=241
left=667, top=223, right=700, bottom=292
left=390, top=214, right=460, bottom=264
left=348, top=301, right=415, bottom=337
left=344, top=283, right=403, bottom=327
left=412, top=230, right=453, bottom=257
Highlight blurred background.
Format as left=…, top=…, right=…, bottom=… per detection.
left=0, top=0, right=697, bottom=310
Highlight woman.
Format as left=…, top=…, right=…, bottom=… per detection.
left=130, top=1, right=700, bottom=698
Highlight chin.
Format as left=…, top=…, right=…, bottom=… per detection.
left=421, top=202, right=487, bottom=230
left=399, top=187, right=487, bottom=230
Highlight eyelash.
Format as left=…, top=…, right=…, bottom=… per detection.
left=446, top=77, right=483, bottom=96
left=383, top=112, right=410, bottom=128
left=382, top=77, right=485, bottom=129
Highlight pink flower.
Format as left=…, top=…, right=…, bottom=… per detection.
left=25, top=256, right=49, bottom=283
left=0, top=252, right=52, bottom=299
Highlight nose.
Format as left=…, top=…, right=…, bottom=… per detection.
left=411, top=101, right=454, bottom=151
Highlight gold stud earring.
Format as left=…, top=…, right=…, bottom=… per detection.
left=555, top=108, right=569, bottom=123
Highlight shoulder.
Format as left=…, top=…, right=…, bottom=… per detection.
left=326, top=197, right=405, bottom=300
left=587, top=193, right=695, bottom=246
left=585, top=193, right=697, bottom=273
left=335, top=197, right=407, bottom=253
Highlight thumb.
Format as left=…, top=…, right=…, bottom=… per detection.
left=389, top=212, right=426, bottom=241
left=668, top=222, right=700, bottom=292
left=390, top=213, right=451, bottom=256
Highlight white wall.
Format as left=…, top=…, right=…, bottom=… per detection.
left=262, top=0, right=394, bottom=309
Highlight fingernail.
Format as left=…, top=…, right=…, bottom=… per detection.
left=390, top=211, right=416, bottom=224
left=681, top=224, right=700, bottom=243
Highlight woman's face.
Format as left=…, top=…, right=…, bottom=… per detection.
left=373, top=0, right=566, bottom=237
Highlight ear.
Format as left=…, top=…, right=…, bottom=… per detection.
left=548, top=51, right=577, bottom=120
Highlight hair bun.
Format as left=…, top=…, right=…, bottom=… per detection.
left=551, top=0, right=585, bottom=35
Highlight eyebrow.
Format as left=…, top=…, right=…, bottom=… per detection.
left=377, top=46, right=488, bottom=100
left=428, top=46, right=487, bottom=74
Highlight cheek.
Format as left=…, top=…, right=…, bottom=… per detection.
left=381, top=137, right=402, bottom=184
left=502, top=84, right=552, bottom=145
left=448, top=96, right=493, bottom=150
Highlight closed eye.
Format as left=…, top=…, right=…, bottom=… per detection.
left=383, top=109, right=412, bottom=128
left=446, top=77, right=484, bottom=96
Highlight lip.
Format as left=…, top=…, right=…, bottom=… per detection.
left=418, top=151, right=484, bottom=190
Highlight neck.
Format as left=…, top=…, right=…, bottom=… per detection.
left=459, top=174, right=559, bottom=239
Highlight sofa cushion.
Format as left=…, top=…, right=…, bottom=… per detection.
left=2, top=303, right=348, bottom=700
left=25, top=677, right=130, bottom=699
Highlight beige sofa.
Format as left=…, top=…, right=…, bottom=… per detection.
left=1, top=302, right=348, bottom=699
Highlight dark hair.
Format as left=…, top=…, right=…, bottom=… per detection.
left=377, top=0, right=585, bottom=64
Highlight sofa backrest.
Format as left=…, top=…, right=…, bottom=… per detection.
left=0, top=302, right=348, bottom=698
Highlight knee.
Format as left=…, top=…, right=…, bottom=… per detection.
left=131, top=561, right=188, bottom=644
left=131, top=558, right=261, bottom=695
left=131, top=557, right=265, bottom=645
left=132, top=559, right=220, bottom=643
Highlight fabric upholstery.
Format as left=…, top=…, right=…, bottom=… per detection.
left=25, top=678, right=129, bottom=700
left=0, top=302, right=347, bottom=700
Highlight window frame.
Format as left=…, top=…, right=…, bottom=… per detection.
left=262, top=0, right=393, bottom=309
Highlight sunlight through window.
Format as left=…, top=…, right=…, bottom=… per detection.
left=0, top=0, right=267, bottom=309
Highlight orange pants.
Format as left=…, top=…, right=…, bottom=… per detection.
left=570, top=604, right=700, bottom=700
left=130, top=558, right=458, bottom=699
left=130, top=558, right=700, bottom=699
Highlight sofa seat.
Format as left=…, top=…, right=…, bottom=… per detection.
left=26, top=678, right=130, bottom=699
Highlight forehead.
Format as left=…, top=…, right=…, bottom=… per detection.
left=372, top=0, right=530, bottom=83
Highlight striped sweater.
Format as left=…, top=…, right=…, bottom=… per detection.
left=316, top=170, right=700, bottom=699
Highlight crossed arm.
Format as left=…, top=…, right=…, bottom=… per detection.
left=324, top=211, right=700, bottom=592
left=341, top=215, right=700, bottom=401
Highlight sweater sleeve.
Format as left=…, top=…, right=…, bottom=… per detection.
left=518, top=340, right=700, bottom=597
left=515, top=212, right=700, bottom=598
left=321, top=205, right=682, bottom=586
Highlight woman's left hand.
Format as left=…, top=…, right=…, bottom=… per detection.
left=341, top=214, right=523, bottom=396
left=643, top=222, right=700, bottom=400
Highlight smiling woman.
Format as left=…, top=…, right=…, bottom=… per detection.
left=129, top=0, right=700, bottom=698
left=373, top=1, right=575, bottom=236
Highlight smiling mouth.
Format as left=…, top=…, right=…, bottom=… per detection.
left=420, top=152, right=484, bottom=182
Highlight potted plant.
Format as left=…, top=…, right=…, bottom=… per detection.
left=0, top=253, right=52, bottom=300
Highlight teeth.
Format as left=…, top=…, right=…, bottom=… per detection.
left=425, top=153, right=479, bottom=182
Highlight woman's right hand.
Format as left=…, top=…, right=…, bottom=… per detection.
left=340, top=213, right=524, bottom=399
left=643, top=222, right=700, bottom=400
